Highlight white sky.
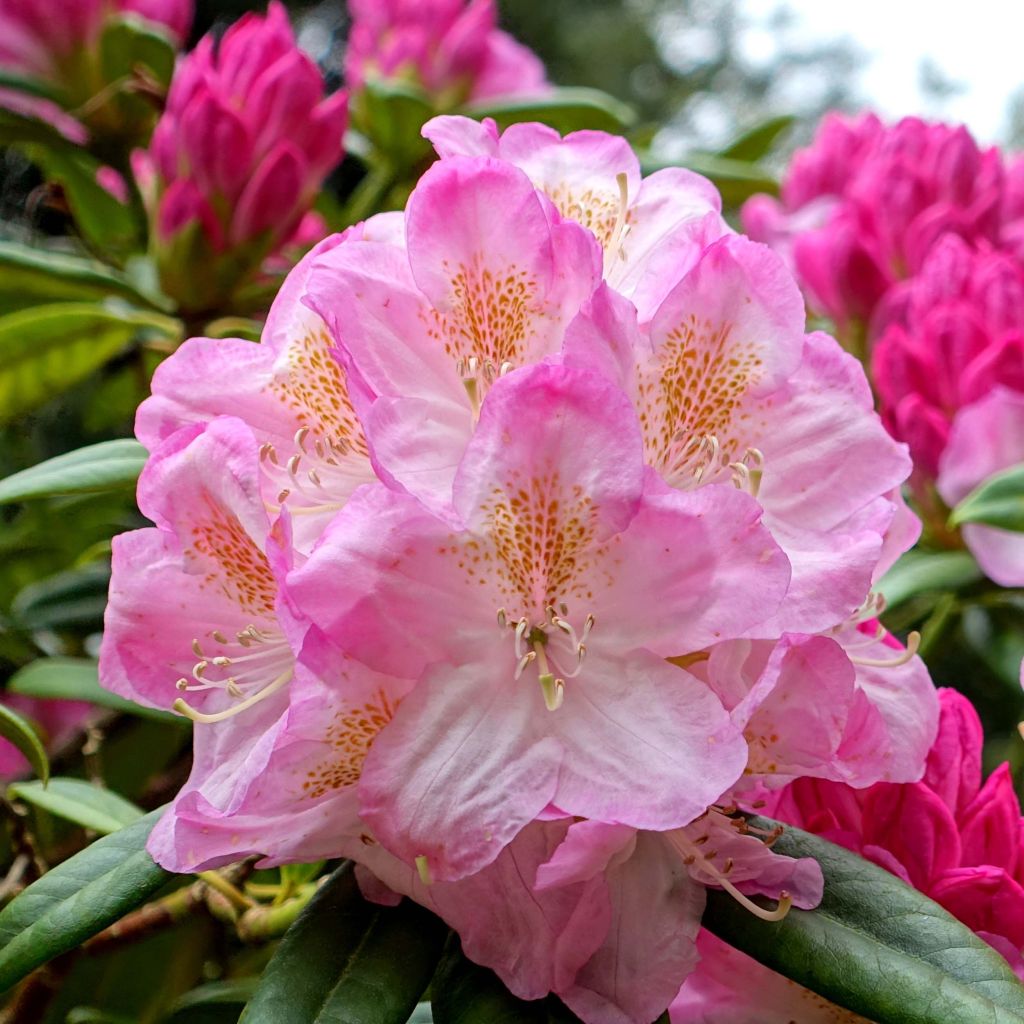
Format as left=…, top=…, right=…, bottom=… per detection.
left=744, top=0, right=1024, bottom=144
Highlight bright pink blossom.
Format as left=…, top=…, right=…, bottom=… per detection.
left=138, top=1, right=346, bottom=311
left=345, top=0, right=548, bottom=108
left=937, top=387, right=1024, bottom=586
left=288, top=362, right=791, bottom=883
left=770, top=688, right=1024, bottom=975
left=872, top=235, right=1024, bottom=478
left=0, top=695, right=93, bottom=779
left=743, top=113, right=1006, bottom=334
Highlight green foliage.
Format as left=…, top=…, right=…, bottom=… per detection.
left=950, top=464, right=1024, bottom=532
left=0, top=303, right=178, bottom=425
left=465, top=87, right=636, bottom=135
left=703, top=816, right=1024, bottom=1024
left=0, top=809, right=170, bottom=993
left=0, top=439, right=146, bottom=504
left=8, top=778, right=143, bottom=835
left=240, top=862, right=449, bottom=1023
left=0, top=702, right=49, bottom=785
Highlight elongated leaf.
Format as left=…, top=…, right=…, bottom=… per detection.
left=675, top=152, right=778, bottom=205
left=702, top=815, right=1024, bottom=1024
left=464, top=87, right=635, bottom=135
left=9, top=777, right=142, bottom=835
left=0, top=303, right=178, bottom=423
left=950, top=464, right=1024, bottom=532
left=0, top=69, right=61, bottom=101
left=11, top=562, right=110, bottom=632
left=0, top=439, right=146, bottom=504
left=0, top=242, right=153, bottom=314
left=0, top=808, right=170, bottom=992
left=241, top=862, right=448, bottom=1024
left=166, top=979, right=259, bottom=1018
left=0, top=703, right=49, bottom=784
left=7, top=657, right=181, bottom=723
left=877, top=549, right=983, bottom=611
left=718, top=114, right=796, bottom=161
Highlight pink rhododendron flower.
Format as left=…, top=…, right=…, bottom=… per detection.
left=422, top=115, right=728, bottom=319
left=0, top=695, right=93, bottom=779
left=345, top=0, right=549, bottom=108
left=872, top=235, right=1024, bottom=479
left=135, top=233, right=380, bottom=553
left=138, top=1, right=346, bottom=312
left=769, top=688, right=1024, bottom=975
left=937, top=387, right=1024, bottom=586
left=289, top=362, right=791, bottom=883
left=743, top=113, right=1006, bottom=335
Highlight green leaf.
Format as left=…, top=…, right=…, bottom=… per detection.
left=0, top=808, right=170, bottom=993
left=431, top=942, right=604, bottom=1024
left=8, top=777, right=143, bottom=835
left=718, top=114, right=796, bottom=161
left=702, top=815, right=1024, bottom=1024
left=0, top=302, right=177, bottom=423
left=876, top=549, right=983, bottom=611
left=0, top=439, right=146, bottom=504
left=166, top=979, right=260, bottom=1019
left=950, top=463, right=1024, bottom=532
left=7, top=657, right=182, bottom=723
left=0, top=241, right=156, bottom=314
left=100, top=15, right=176, bottom=93
left=0, top=703, right=49, bottom=785
left=11, top=562, right=110, bottom=632
left=240, top=861, right=448, bottom=1024
left=353, top=80, right=436, bottom=167
left=464, top=87, right=636, bottom=135
left=0, top=68, right=62, bottom=102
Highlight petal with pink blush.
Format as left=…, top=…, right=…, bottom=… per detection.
left=924, top=688, right=983, bottom=817
left=958, top=764, right=1021, bottom=868
left=932, top=866, right=1024, bottom=951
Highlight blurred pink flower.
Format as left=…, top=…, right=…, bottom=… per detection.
left=139, top=1, right=346, bottom=311
left=0, top=694, right=92, bottom=780
left=0, top=0, right=190, bottom=80
left=872, top=235, right=1024, bottom=479
left=743, top=114, right=1006, bottom=336
left=345, top=0, right=548, bottom=108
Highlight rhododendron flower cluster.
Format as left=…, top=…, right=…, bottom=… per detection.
left=102, top=116, right=939, bottom=1023
left=745, top=113, right=1024, bottom=588
left=673, top=687, right=1024, bottom=1022
left=345, top=0, right=549, bottom=111
left=135, top=1, right=347, bottom=313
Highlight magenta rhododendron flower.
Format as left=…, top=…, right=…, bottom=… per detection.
left=137, top=1, right=346, bottom=312
left=873, top=235, right=1024, bottom=479
left=743, top=113, right=1007, bottom=335
left=771, top=688, right=1024, bottom=974
left=345, top=0, right=548, bottom=108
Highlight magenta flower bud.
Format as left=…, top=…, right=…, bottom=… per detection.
left=140, top=1, right=347, bottom=313
left=345, top=0, right=549, bottom=112
left=871, top=234, right=1024, bottom=478
left=742, top=114, right=1010, bottom=336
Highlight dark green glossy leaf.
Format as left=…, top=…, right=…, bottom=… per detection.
left=7, top=657, right=182, bottom=723
left=950, top=464, right=1024, bottom=532
left=464, top=87, right=635, bottom=135
left=0, top=241, right=154, bottom=314
left=0, top=702, right=49, bottom=785
left=0, top=439, right=146, bottom=504
left=877, top=550, right=983, bottom=611
left=166, top=979, right=260, bottom=1020
left=0, top=302, right=178, bottom=423
left=0, top=808, right=170, bottom=993
left=353, top=80, right=435, bottom=167
left=702, top=815, right=1024, bottom=1024
left=240, top=862, right=448, bottom=1024
left=718, top=114, right=796, bottom=161
left=8, top=778, right=143, bottom=835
